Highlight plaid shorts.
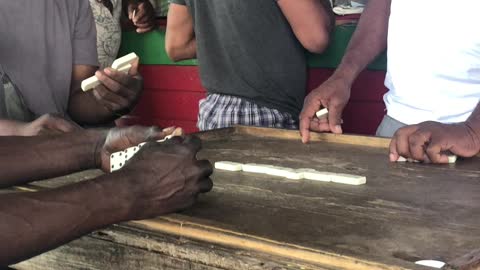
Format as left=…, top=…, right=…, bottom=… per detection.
left=197, top=94, right=298, bottom=131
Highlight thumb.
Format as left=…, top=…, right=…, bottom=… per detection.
left=129, top=57, right=140, bottom=76
left=299, top=97, right=323, bottom=144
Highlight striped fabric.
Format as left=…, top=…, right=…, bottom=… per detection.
left=197, top=94, right=298, bottom=131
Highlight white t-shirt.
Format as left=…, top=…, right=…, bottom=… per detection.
left=384, top=0, right=480, bottom=124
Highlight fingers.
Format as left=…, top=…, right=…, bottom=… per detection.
left=309, top=117, right=331, bottom=133
left=100, top=69, right=134, bottom=91
left=130, top=2, right=156, bottom=33
left=389, top=136, right=400, bottom=162
left=38, top=114, right=82, bottom=133
left=408, top=131, right=430, bottom=162
left=128, top=57, right=140, bottom=76
left=93, top=68, right=142, bottom=112
left=198, top=177, right=213, bottom=193
left=48, top=118, right=81, bottom=133
left=389, top=125, right=451, bottom=163
left=299, top=96, right=322, bottom=144
left=425, top=137, right=450, bottom=164
left=390, top=125, right=418, bottom=162
left=196, top=159, right=214, bottom=179
left=327, top=102, right=344, bottom=134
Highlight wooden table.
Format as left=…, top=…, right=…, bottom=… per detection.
left=11, top=126, right=480, bottom=270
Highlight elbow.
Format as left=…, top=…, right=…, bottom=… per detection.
left=301, top=32, right=330, bottom=54
left=165, top=42, right=183, bottom=62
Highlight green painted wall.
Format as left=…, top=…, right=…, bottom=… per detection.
left=119, top=24, right=387, bottom=70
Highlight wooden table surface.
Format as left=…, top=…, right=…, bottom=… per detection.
left=12, top=126, right=480, bottom=270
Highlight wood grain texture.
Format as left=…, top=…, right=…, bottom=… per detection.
left=15, top=225, right=326, bottom=270
left=12, top=127, right=480, bottom=270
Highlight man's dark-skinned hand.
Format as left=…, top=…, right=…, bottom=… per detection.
left=97, top=126, right=184, bottom=172
left=117, top=136, right=213, bottom=220
left=389, top=121, right=480, bottom=164
left=127, top=0, right=156, bottom=33
left=92, top=58, right=143, bottom=115
left=299, top=76, right=351, bottom=143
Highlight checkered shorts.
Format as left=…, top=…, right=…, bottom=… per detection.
left=197, top=94, right=298, bottom=131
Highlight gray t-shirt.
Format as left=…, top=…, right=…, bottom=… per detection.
left=170, top=0, right=307, bottom=117
left=0, top=0, right=98, bottom=118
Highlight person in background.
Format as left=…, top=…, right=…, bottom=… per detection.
left=299, top=0, right=480, bottom=163
left=0, top=126, right=213, bottom=266
left=165, top=0, right=334, bottom=131
left=90, top=0, right=157, bottom=68
left=0, top=1, right=145, bottom=136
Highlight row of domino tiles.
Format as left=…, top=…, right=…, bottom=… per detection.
left=214, top=161, right=366, bottom=186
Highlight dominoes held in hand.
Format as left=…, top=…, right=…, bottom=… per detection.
left=81, top=53, right=139, bottom=92
left=110, top=134, right=174, bottom=172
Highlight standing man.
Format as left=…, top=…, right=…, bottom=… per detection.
left=0, top=0, right=145, bottom=136
left=300, top=0, right=480, bottom=163
left=166, top=0, right=334, bottom=131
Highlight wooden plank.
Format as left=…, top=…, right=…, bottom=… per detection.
left=130, top=217, right=412, bottom=270
left=233, top=125, right=391, bottom=148
left=14, top=225, right=332, bottom=270
left=13, top=127, right=480, bottom=270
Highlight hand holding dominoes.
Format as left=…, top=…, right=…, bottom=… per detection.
left=388, top=121, right=477, bottom=164
left=82, top=53, right=143, bottom=114
left=95, top=125, right=184, bottom=172
left=300, top=76, right=351, bottom=143
left=114, top=135, right=213, bottom=220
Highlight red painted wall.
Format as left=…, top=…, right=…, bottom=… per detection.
left=119, top=66, right=387, bottom=135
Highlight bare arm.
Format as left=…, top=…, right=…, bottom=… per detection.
left=300, top=0, right=391, bottom=141
left=165, top=3, right=196, bottom=62
left=0, top=130, right=103, bottom=188
left=0, top=174, right=132, bottom=265
left=277, top=0, right=334, bottom=53
left=0, top=129, right=213, bottom=266
left=331, top=0, right=391, bottom=83
left=0, top=114, right=82, bottom=137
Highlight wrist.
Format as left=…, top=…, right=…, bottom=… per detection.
left=330, top=68, right=356, bottom=88
left=333, top=59, right=364, bottom=87
left=91, top=171, right=137, bottom=222
left=89, top=129, right=109, bottom=169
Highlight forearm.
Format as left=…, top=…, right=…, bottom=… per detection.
left=0, top=119, right=25, bottom=136
left=0, top=174, right=132, bottom=265
left=166, top=38, right=197, bottom=62
left=333, top=0, right=391, bottom=84
left=68, top=91, right=117, bottom=124
left=165, top=3, right=196, bottom=62
left=0, top=130, right=105, bottom=188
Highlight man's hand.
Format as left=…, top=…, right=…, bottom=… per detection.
left=97, top=126, right=184, bottom=172
left=117, top=136, right=213, bottom=220
left=389, top=121, right=480, bottom=163
left=19, top=114, right=82, bottom=136
left=93, top=58, right=143, bottom=115
left=127, top=0, right=156, bottom=33
left=299, top=76, right=351, bottom=143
